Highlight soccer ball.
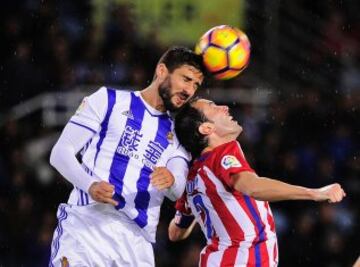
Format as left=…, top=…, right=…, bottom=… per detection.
left=195, top=25, right=251, bottom=80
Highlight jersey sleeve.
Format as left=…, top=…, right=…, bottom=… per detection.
left=167, top=142, right=191, bottom=164
left=214, top=141, right=255, bottom=189
left=69, top=86, right=108, bottom=133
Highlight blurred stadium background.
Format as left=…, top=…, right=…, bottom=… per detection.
left=0, top=0, right=359, bottom=266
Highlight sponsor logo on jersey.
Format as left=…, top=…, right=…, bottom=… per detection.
left=186, top=176, right=199, bottom=195
left=221, top=155, right=241, bottom=169
left=121, top=110, right=134, bottom=120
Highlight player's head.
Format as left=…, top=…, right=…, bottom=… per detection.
left=175, top=98, right=242, bottom=158
left=154, top=47, right=206, bottom=112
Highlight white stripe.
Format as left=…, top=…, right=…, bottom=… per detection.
left=256, top=201, right=276, bottom=238
left=88, top=91, right=131, bottom=182
left=203, top=166, right=257, bottom=239
left=196, top=175, right=232, bottom=249
left=233, top=241, right=252, bottom=266
left=268, top=236, right=279, bottom=266
left=121, top=111, right=159, bottom=219
left=207, top=250, right=225, bottom=267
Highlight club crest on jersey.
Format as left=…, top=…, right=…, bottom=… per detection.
left=60, top=256, right=69, bottom=267
left=167, top=132, right=174, bottom=143
left=221, top=155, right=241, bottom=170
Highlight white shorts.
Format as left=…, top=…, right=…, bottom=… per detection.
left=49, top=203, right=154, bottom=267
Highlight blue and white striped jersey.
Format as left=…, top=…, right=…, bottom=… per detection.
left=67, top=87, right=190, bottom=242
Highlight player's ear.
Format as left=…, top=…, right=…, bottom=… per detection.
left=155, top=63, right=169, bottom=82
left=198, top=122, right=214, bottom=136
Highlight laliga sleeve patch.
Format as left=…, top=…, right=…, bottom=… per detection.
left=221, top=155, right=242, bottom=170
left=75, top=98, right=87, bottom=115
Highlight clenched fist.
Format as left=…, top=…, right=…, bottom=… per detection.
left=312, top=183, right=346, bottom=203
left=150, top=167, right=175, bottom=190
left=89, top=181, right=118, bottom=206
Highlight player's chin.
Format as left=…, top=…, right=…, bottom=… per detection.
left=172, top=97, right=187, bottom=108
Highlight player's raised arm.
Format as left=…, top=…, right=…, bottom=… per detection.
left=232, top=171, right=346, bottom=203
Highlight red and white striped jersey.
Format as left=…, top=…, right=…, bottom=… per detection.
left=176, top=140, right=278, bottom=266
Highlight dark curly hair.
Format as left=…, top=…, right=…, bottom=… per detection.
left=156, top=46, right=207, bottom=76
left=174, top=98, right=209, bottom=159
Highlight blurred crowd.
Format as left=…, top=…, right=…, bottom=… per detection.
left=0, top=1, right=359, bottom=267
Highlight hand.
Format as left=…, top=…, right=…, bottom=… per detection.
left=150, top=167, right=175, bottom=190
left=89, top=181, right=118, bottom=206
left=313, top=183, right=346, bottom=203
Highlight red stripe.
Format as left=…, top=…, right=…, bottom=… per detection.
left=247, top=246, right=256, bottom=266
left=200, top=236, right=219, bottom=267
left=220, top=245, right=238, bottom=267
left=200, top=169, right=245, bottom=243
left=200, top=247, right=211, bottom=267
left=264, top=201, right=276, bottom=232
left=260, top=242, right=270, bottom=267
left=274, top=241, right=278, bottom=262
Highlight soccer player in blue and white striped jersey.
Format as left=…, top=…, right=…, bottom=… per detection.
left=49, top=47, right=206, bottom=266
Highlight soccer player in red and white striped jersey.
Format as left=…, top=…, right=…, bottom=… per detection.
left=169, top=98, right=346, bottom=267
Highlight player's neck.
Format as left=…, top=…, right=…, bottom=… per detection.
left=140, top=85, right=166, bottom=112
left=206, top=134, right=238, bottom=151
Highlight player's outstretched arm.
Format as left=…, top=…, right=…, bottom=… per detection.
left=168, top=214, right=196, bottom=241
left=232, top=171, right=346, bottom=203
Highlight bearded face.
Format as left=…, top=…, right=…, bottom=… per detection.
left=158, top=64, right=204, bottom=112
left=159, top=76, right=178, bottom=112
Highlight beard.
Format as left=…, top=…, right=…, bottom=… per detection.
left=158, top=76, right=179, bottom=112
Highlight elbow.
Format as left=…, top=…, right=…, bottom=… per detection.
left=168, top=231, right=179, bottom=242
left=49, top=142, right=66, bottom=170
left=49, top=144, right=58, bottom=168
left=168, top=223, right=182, bottom=242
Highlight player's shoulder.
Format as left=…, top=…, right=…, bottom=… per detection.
left=209, top=140, right=243, bottom=166
left=213, top=140, right=240, bottom=156
left=86, top=86, right=122, bottom=104
left=93, top=86, right=132, bottom=96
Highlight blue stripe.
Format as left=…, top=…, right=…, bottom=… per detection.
left=82, top=166, right=92, bottom=205
left=244, top=195, right=266, bottom=266
left=255, top=242, right=261, bottom=267
left=94, top=88, right=116, bottom=167
left=134, top=115, right=172, bottom=228
left=80, top=190, right=84, bottom=205
left=49, top=206, right=68, bottom=266
left=85, top=193, right=89, bottom=204
left=111, top=92, right=146, bottom=209
left=69, top=120, right=97, bottom=134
